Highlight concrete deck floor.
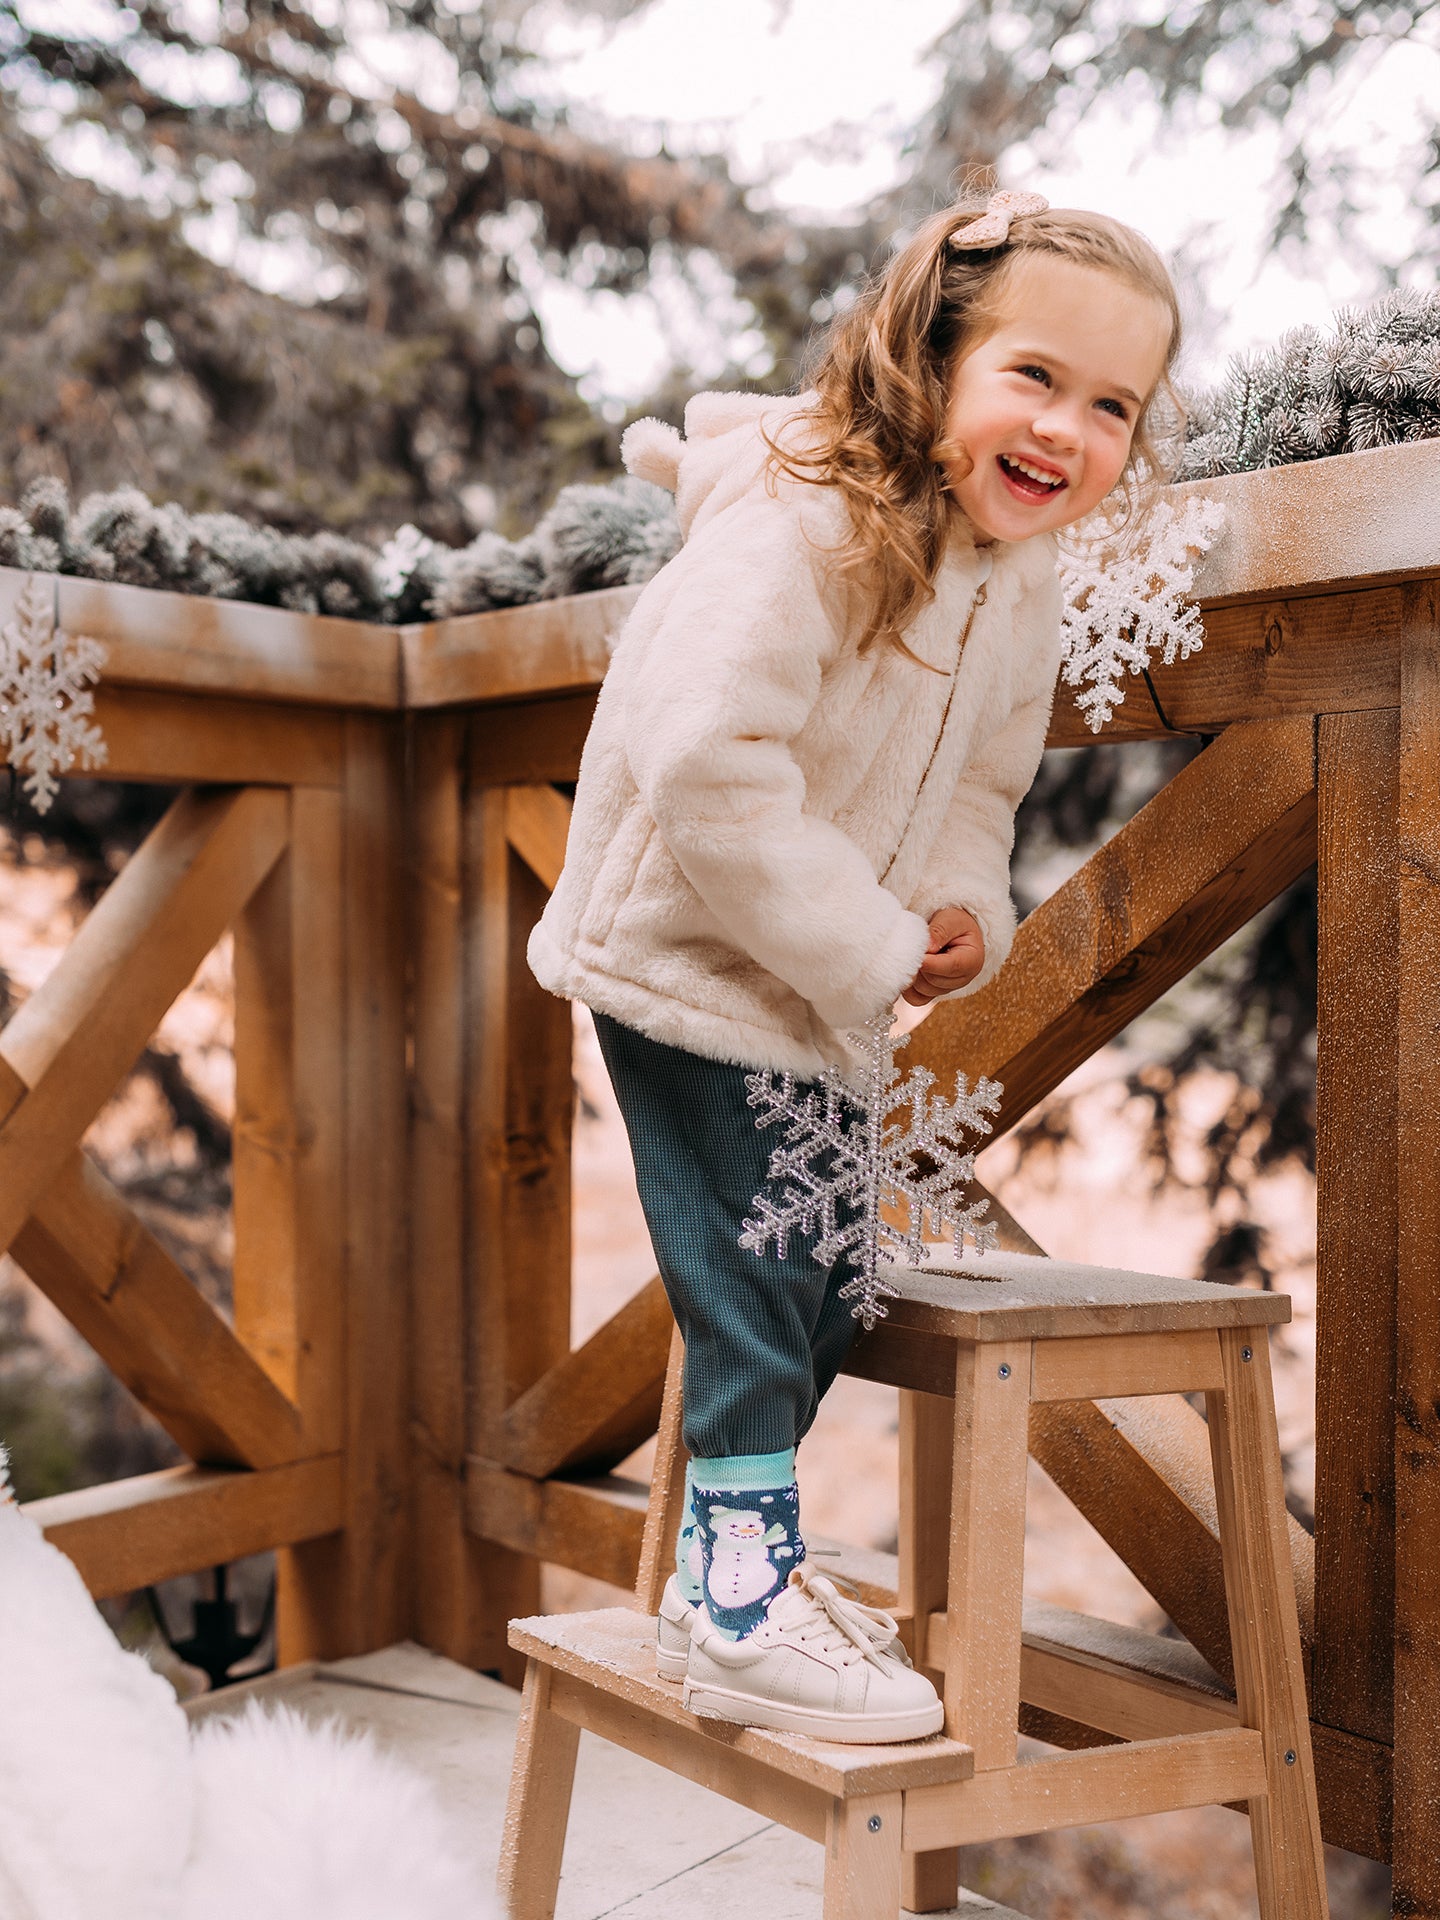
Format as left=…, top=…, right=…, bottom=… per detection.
left=188, top=1640, right=1024, bottom=1920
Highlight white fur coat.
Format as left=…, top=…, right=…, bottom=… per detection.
left=528, top=391, right=1063, bottom=1077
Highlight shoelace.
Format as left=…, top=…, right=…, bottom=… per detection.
left=779, top=1568, right=905, bottom=1668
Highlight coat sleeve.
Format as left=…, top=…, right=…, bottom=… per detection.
left=907, top=571, right=1062, bottom=1001
left=623, top=494, right=931, bottom=1031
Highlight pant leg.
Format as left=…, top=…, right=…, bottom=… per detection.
left=594, top=1011, right=857, bottom=1459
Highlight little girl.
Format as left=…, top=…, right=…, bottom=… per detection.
left=530, top=191, right=1181, bottom=1742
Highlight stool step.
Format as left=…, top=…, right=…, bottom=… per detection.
left=874, top=1251, right=1289, bottom=1339
left=510, top=1607, right=973, bottom=1800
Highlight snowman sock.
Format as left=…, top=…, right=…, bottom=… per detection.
left=675, top=1463, right=705, bottom=1607
left=691, top=1449, right=804, bottom=1642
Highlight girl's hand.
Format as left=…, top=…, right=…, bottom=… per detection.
left=901, top=906, right=986, bottom=1006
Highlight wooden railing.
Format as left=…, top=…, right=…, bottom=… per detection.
left=5, top=436, right=1438, bottom=1907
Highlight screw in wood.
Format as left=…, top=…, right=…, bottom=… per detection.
left=1241, top=1346, right=1253, bottom=1361
left=868, top=1815, right=883, bottom=1832
left=998, top=1362, right=1011, bottom=1379
left=1284, top=1750, right=1297, bottom=1765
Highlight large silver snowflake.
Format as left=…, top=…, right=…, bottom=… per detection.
left=740, top=1017, right=1003, bottom=1330
left=0, top=574, right=107, bottom=811
left=1058, top=492, right=1226, bottom=731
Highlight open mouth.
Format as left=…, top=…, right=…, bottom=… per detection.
left=998, top=454, right=1067, bottom=501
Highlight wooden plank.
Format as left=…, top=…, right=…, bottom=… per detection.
left=636, top=1325, right=688, bottom=1614
left=493, top=1275, right=672, bottom=1479
left=234, top=788, right=352, bottom=1662
left=1045, top=587, right=1403, bottom=748
left=409, top=714, right=492, bottom=1666
left=505, top=782, right=572, bottom=891
left=946, top=1338, right=1031, bottom=1769
left=11, top=1148, right=303, bottom=1470
left=46, top=568, right=401, bottom=708
left=26, top=1456, right=343, bottom=1598
left=499, top=1663, right=581, bottom=1920
left=1208, top=1330, right=1328, bottom=1918
left=466, top=785, right=574, bottom=1670
left=912, top=714, right=1318, bottom=1134
left=1313, top=706, right=1398, bottom=1747
left=512, top=1607, right=974, bottom=1799
left=467, top=692, right=596, bottom=787
left=1393, top=576, right=1440, bottom=1915
left=1016, top=1604, right=1235, bottom=1742
left=0, top=786, right=288, bottom=1259
left=467, top=1460, right=649, bottom=1592
left=336, top=713, right=412, bottom=1653
left=1029, top=1329, right=1224, bottom=1402
left=904, top=1727, right=1267, bottom=1850
left=90, top=686, right=344, bottom=785
left=402, top=584, right=635, bottom=708
left=899, top=1387, right=961, bottom=1915
left=824, top=1791, right=903, bottom=1920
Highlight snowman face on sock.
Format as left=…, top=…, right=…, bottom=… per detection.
left=705, top=1505, right=786, bottom=1608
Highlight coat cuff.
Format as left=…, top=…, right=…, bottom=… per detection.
left=809, top=907, right=931, bottom=1032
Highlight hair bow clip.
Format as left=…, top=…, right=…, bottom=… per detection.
left=950, top=190, right=1049, bottom=251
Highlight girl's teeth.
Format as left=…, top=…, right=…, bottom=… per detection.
left=1002, top=457, right=1063, bottom=487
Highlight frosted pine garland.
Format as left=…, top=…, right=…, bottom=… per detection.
left=740, top=1016, right=1002, bottom=1331
left=1057, top=492, right=1227, bottom=731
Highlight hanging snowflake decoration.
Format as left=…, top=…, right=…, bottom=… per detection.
left=0, top=573, right=108, bottom=812
left=1057, top=492, right=1226, bottom=731
left=740, top=1016, right=1003, bottom=1331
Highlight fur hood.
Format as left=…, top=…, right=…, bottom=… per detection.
left=530, top=391, right=1063, bottom=1079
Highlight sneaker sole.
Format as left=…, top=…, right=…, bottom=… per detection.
left=682, top=1678, right=943, bottom=1744
left=656, top=1640, right=689, bottom=1682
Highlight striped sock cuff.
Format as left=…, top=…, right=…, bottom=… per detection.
left=691, top=1448, right=796, bottom=1491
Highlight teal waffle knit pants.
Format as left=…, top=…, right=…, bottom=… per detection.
left=593, top=1010, right=859, bottom=1460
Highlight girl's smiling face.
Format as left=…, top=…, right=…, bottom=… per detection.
left=941, top=253, right=1173, bottom=543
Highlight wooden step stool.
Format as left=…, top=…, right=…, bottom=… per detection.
left=500, top=1251, right=1328, bottom=1919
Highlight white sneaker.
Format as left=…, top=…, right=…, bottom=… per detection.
left=683, top=1568, right=943, bottom=1744
left=656, top=1574, right=695, bottom=1682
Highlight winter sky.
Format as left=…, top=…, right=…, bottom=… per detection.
left=527, top=0, right=1440, bottom=405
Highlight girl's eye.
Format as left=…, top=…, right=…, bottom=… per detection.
left=1015, top=364, right=1050, bottom=384
left=1096, top=398, right=1130, bottom=421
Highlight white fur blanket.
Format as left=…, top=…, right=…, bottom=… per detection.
left=0, top=1450, right=496, bottom=1920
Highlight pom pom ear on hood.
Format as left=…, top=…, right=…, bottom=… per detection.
left=620, top=418, right=683, bottom=493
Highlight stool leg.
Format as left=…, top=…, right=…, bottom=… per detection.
left=823, top=1790, right=903, bottom=1920
left=945, top=1338, right=1032, bottom=1770
left=898, top=1390, right=958, bottom=1912
left=1208, top=1327, right=1329, bottom=1920
left=498, top=1661, right=581, bottom=1920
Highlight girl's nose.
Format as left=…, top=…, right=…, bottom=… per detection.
left=1032, top=400, right=1083, bottom=452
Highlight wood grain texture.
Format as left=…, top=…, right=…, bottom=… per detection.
left=403, top=584, right=632, bottom=708
left=90, top=687, right=345, bottom=785
left=1208, top=1330, right=1329, bottom=1919
left=824, top=1791, right=903, bottom=1920
left=498, top=1663, right=581, bottom=1920
left=635, top=1325, right=687, bottom=1615
left=505, top=782, right=572, bottom=891
left=1393, top=576, right=1440, bottom=1916
left=467, top=692, right=596, bottom=788
left=466, top=1460, right=648, bottom=1593
left=911, top=715, right=1318, bottom=1132
left=409, top=715, right=493, bottom=1665
left=1313, top=706, right=1398, bottom=1746
left=27, top=1456, right=343, bottom=1597
left=493, top=1274, right=672, bottom=1479
left=0, top=786, right=288, bottom=1260
left=899, top=1388, right=961, bottom=1915
left=12, top=1147, right=303, bottom=1469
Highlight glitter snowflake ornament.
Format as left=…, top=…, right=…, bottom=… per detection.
left=0, top=573, right=108, bottom=811
left=740, top=1016, right=1003, bottom=1331
left=1058, top=493, right=1226, bottom=731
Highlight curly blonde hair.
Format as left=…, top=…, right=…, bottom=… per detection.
left=767, top=198, right=1183, bottom=657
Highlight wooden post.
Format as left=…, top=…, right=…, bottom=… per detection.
left=1393, top=580, right=1440, bottom=1915
left=466, top=775, right=574, bottom=1673
left=1313, top=707, right=1398, bottom=1755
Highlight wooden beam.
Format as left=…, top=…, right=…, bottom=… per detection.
left=0, top=786, right=289, bottom=1259
left=90, top=687, right=344, bottom=786
left=26, top=1457, right=343, bottom=1598
left=1393, top=577, right=1440, bottom=1915
left=403, top=584, right=633, bottom=708
left=466, top=1460, right=648, bottom=1593
left=492, top=1275, right=672, bottom=1479
left=467, top=692, right=596, bottom=788
left=1313, top=706, right=1398, bottom=1747
left=11, top=1148, right=303, bottom=1470
left=505, top=783, right=572, bottom=892
left=913, top=714, right=1318, bottom=1132
left=409, top=713, right=493, bottom=1666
